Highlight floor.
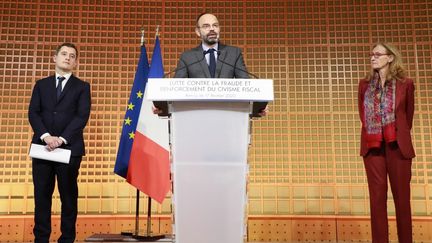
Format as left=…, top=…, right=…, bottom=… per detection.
left=83, top=234, right=306, bottom=242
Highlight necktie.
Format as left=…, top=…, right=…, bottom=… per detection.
left=207, top=49, right=216, bottom=78
left=57, top=76, right=66, bottom=99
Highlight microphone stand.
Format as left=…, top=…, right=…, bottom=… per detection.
left=215, top=50, right=260, bottom=79
left=154, top=55, right=207, bottom=116
left=215, top=52, right=267, bottom=117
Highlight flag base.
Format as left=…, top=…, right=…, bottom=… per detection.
left=122, top=231, right=167, bottom=241
left=85, top=233, right=171, bottom=242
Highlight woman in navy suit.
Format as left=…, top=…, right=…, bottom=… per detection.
left=358, top=42, right=415, bottom=243
left=28, top=43, right=91, bottom=243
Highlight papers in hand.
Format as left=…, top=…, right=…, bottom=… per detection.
left=29, top=143, right=71, bottom=164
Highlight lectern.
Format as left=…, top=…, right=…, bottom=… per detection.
left=146, top=78, right=273, bottom=243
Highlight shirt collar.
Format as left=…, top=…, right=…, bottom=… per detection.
left=56, top=72, right=72, bottom=81
left=202, top=43, right=219, bottom=52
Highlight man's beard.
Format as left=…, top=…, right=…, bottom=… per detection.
left=203, top=32, right=219, bottom=45
left=204, top=38, right=218, bottom=45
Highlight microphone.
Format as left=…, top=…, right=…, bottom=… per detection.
left=216, top=50, right=260, bottom=79
left=155, top=51, right=207, bottom=115
left=163, top=52, right=207, bottom=78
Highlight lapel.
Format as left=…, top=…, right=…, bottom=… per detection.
left=49, top=76, right=58, bottom=104
left=194, top=46, right=211, bottom=78
left=395, top=79, right=405, bottom=110
left=215, top=44, right=227, bottom=78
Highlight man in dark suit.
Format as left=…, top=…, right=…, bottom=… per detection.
left=28, top=43, right=91, bottom=243
left=174, top=13, right=250, bottom=79
left=154, top=13, right=268, bottom=116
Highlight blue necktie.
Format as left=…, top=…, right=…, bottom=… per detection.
left=57, top=76, right=65, bottom=99
left=207, top=49, right=216, bottom=78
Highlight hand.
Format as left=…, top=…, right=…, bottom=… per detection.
left=259, top=105, right=269, bottom=117
left=43, top=136, right=63, bottom=151
left=152, top=106, right=163, bottom=115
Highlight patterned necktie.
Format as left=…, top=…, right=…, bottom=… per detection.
left=57, top=76, right=66, bottom=99
left=207, top=48, right=216, bottom=78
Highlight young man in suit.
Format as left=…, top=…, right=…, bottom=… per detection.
left=28, top=43, right=91, bottom=243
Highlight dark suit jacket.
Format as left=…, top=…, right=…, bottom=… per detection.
left=358, top=78, right=415, bottom=159
left=174, top=44, right=250, bottom=78
left=28, top=75, right=91, bottom=156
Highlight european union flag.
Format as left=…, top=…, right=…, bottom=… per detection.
left=114, top=45, right=149, bottom=178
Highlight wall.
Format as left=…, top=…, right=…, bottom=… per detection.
left=0, top=0, right=431, bottom=241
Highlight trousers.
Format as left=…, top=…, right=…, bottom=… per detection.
left=363, top=142, right=412, bottom=243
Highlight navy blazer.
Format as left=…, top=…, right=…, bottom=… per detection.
left=28, top=75, right=91, bottom=156
left=174, top=44, right=250, bottom=78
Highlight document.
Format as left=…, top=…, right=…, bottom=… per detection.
left=29, top=143, right=71, bottom=164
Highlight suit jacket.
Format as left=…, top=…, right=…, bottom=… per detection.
left=358, top=77, right=415, bottom=159
left=174, top=44, right=250, bottom=78
left=28, top=75, right=91, bottom=156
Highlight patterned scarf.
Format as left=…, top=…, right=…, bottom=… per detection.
left=363, top=75, right=397, bottom=149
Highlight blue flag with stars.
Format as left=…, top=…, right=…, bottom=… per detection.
left=114, top=45, right=149, bottom=178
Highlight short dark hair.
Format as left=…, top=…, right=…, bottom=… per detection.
left=55, top=43, right=78, bottom=58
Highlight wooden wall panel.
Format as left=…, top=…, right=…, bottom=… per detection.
left=0, top=0, right=431, bottom=241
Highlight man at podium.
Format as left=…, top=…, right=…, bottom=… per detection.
left=147, top=14, right=272, bottom=243
left=154, top=12, right=268, bottom=116
left=174, top=13, right=250, bottom=79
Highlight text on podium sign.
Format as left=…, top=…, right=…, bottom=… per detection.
left=146, top=78, right=274, bottom=101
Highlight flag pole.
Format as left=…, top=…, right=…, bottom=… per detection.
left=132, top=26, right=146, bottom=237
left=143, top=24, right=159, bottom=238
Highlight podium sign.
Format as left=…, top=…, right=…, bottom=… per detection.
left=146, top=78, right=273, bottom=101
left=147, top=78, right=273, bottom=243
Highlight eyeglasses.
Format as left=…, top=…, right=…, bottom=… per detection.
left=369, top=52, right=389, bottom=58
left=199, top=23, right=220, bottom=30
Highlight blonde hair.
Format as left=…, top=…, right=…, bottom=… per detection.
left=366, top=42, right=406, bottom=81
